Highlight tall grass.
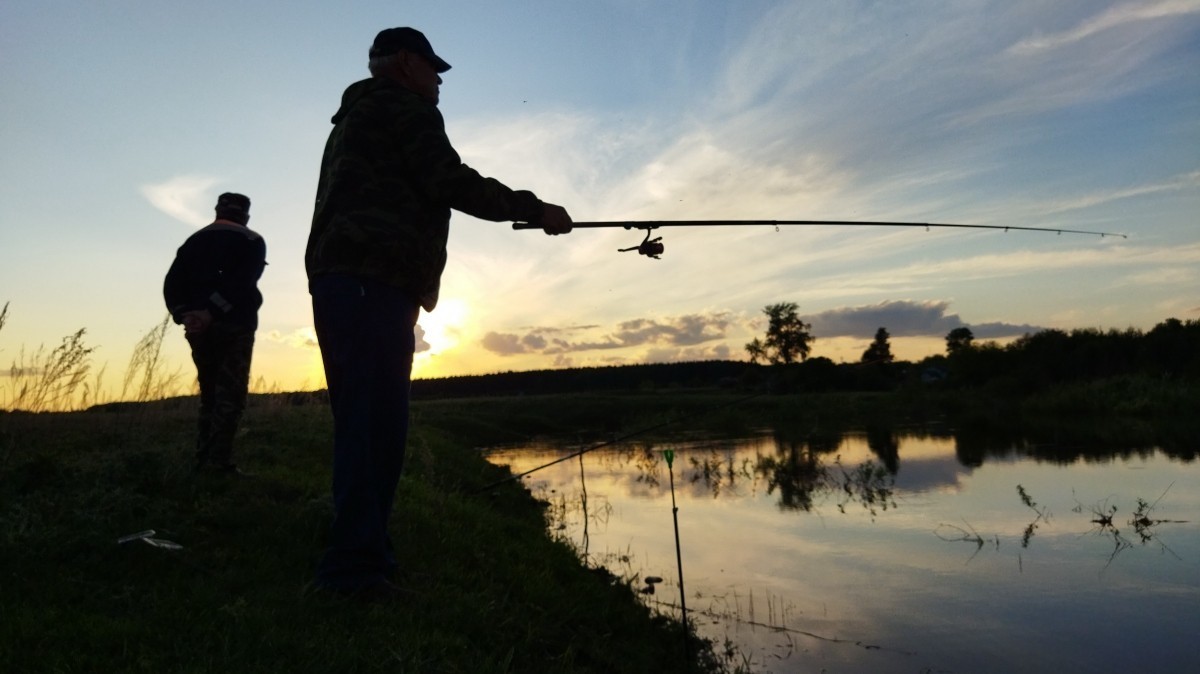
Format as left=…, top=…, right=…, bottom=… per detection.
left=121, top=314, right=184, bottom=403
left=1, top=301, right=99, bottom=412
left=3, top=326, right=97, bottom=413
left=1, top=305, right=189, bottom=412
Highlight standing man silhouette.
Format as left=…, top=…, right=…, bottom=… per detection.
left=164, top=192, right=266, bottom=475
left=306, top=27, right=571, bottom=599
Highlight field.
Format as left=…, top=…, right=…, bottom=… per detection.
left=1, top=393, right=749, bottom=674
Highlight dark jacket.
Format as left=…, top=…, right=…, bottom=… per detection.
left=163, top=221, right=267, bottom=330
left=305, top=77, right=543, bottom=311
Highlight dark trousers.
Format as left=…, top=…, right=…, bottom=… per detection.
left=187, top=323, right=255, bottom=468
left=310, top=274, right=419, bottom=591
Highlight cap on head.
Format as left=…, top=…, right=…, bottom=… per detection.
left=370, top=27, right=451, bottom=73
left=215, top=192, right=251, bottom=224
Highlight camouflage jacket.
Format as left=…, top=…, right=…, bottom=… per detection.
left=305, top=77, right=544, bottom=311
left=164, top=221, right=266, bottom=330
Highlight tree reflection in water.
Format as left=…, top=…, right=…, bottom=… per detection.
left=755, top=433, right=826, bottom=512
left=756, top=428, right=896, bottom=516
left=606, top=426, right=899, bottom=515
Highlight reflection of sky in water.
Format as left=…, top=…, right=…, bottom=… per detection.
left=487, top=433, right=1200, bottom=674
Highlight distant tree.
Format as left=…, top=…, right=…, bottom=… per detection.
left=1143, top=317, right=1200, bottom=378
left=945, top=327, right=974, bottom=355
left=861, top=327, right=894, bottom=364
left=745, top=302, right=814, bottom=364
left=745, top=337, right=767, bottom=364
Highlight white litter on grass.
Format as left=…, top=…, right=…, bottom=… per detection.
left=117, top=529, right=183, bottom=550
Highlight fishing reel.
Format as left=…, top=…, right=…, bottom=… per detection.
left=618, top=228, right=665, bottom=259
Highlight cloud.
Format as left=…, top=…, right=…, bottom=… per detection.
left=414, top=324, right=430, bottom=354
left=614, top=314, right=732, bottom=347
left=1037, top=171, right=1200, bottom=215
left=1008, top=0, right=1200, bottom=56
left=520, top=333, right=546, bottom=350
left=480, top=331, right=526, bottom=355
left=805, top=300, right=1044, bottom=339
left=701, top=1, right=1200, bottom=193
left=514, top=324, right=601, bottom=334
left=481, top=312, right=734, bottom=356
left=140, top=175, right=222, bottom=227
left=644, top=343, right=733, bottom=364
left=802, top=243, right=1180, bottom=298
left=265, top=327, right=318, bottom=349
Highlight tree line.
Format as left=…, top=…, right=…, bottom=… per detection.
left=407, top=306, right=1195, bottom=399
left=742, top=301, right=1199, bottom=392
left=926, top=317, right=1200, bottom=389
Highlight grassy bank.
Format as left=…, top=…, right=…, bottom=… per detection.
left=0, top=396, right=739, bottom=674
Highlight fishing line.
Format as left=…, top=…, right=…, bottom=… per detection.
left=473, top=392, right=764, bottom=493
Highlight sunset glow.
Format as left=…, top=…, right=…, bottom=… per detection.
left=1, top=1, right=1196, bottom=402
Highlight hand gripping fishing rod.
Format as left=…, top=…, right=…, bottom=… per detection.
left=512, top=219, right=1128, bottom=259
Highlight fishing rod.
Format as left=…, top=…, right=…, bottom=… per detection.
left=512, top=219, right=1128, bottom=259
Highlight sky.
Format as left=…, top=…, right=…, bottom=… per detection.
left=1, top=0, right=1198, bottom=400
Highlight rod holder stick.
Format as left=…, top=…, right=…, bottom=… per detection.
left=664, top=449, right=691, bottom=665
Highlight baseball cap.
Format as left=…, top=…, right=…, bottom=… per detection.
left=216, top=193, right=250, bottom=214
left=369, top=27, right=452, bottom=73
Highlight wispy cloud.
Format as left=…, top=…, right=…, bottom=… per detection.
left=140, top=175, right=220, bottom=227
left=1037, top=171, right=1200, bottom=215
left=1008, top=0, right=1200, bottom=55
left=778, top=242, right=1199, bottom=306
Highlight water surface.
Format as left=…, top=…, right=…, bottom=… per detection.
left=486, top=428, right=1199, bottom=673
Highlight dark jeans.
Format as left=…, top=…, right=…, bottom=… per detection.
left=310, top=273, right=419, bottom=591
left=187, top=323, right=255, bottom=468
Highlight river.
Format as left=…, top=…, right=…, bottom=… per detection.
left=486, top=426, right=1199, bottom=673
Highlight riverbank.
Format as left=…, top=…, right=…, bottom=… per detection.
left=0, top=398, right=735, bottom=673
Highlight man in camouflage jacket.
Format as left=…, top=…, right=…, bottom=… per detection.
left=305, top=27, right=572, bottom=600
left=164, top=192, right=265, bottom=474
